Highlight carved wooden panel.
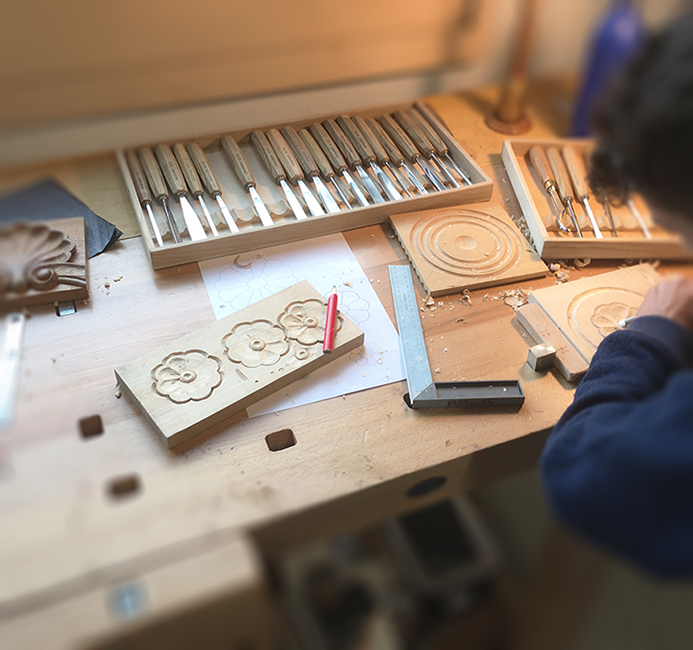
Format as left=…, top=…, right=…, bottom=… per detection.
left=390, top=205, right=548, bottom=296
left=528, top=263, right=661, bottom=362
left=114, top=281, right=363, bottom=448
left=0, top=217, right=89, bottom=312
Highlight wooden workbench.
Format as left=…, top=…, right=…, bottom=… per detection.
left=0, top=81, right=670, bottom=649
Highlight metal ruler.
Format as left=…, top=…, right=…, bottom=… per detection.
left=388, top=266, right=524, bottom=409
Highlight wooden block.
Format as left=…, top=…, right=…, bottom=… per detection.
left=527, top=343, right=556, bottom=372
left=115, top=281, right=364, bottom=448
left=389, top=204, right=548, bottom=296
left=0, top=217, right=89, bottom=312
left=516, top=303, right=588, bottom=383
left=528, top=263, right=661, bottom=363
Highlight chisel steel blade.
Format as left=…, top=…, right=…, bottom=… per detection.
left=180, top=196, right=207, bottom=241
left=355, top=166, right=385, bottom=203
left=248, top=186, right=274, bottom=227
left=369, top=162, right=401, bottom=200
left=582, top=199, right=603, bottom=239
left=215, top=196, right=240, bottom=233
left=342, top=170, right=369, bottom=207
left=297, top=179, right=325, bottom=216
left=313, top=176, right=341, bottom=213
left=279, top=180, right=308, bottom=220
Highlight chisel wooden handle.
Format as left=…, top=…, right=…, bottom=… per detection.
left=308, top=123, right=348, bottom=174
left=528, top=146, right=556, bottom=190
left=561, top=146, right=590, bottom=199
left=379, top=115, right=419, bottom=161
left=267, top=129, right=303, bottom=184
left=173, top=143, right=203, bottom=197
left=409, top=108, right=448, bottom=156
left=282, top=126, right=320, bottom=179
left=138, top=147, right=169, bottom=201
left=154, top=144, right=188, bottom=196
left=186, top=142, right=221, bottom=196
left=353, top=116, right=388, bottom=166
left=221, top=136, right=256, bottom=189
left=336, top=115, right=375, bottom=163
left=394, top=111, right=434, bottom=157
left=250, top=130, right=286, bottom=184
left=126, top=150, right=153, bottom=206
left=366, top=117, right=405, bottom=165
left=299, top=128, right=335, bottom=179
left=547, top=147, right=574, bottom=200
left=323, top=119, right=361, bottom=169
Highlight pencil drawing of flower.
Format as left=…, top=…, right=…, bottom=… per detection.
left=278, top=298, right=342, bottom=346
left=336, top=290, right=370, bottom=325
left=152, top=350, right=223, bottom=404
left=591, top=302, right=636, bottom=338
left=223, top=320, right=289, bottom=367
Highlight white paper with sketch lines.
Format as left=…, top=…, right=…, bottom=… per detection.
left=198, top=233, right=404, bottom=416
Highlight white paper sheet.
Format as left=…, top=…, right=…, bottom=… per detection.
left=198, top=233, right=404, bottom=416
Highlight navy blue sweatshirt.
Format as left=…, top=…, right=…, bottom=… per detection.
left=540, top=316, right=693, bottom=577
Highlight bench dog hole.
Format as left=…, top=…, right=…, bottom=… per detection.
left=78, top=414, right=104, bottom=439
left=107, top=474, right=142, bottom=500
left=265, top=429, right=296, bottom=452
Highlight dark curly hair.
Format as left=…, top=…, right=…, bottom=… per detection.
left=589, top=10, right=693, bottom=215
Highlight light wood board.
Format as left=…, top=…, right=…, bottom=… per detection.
left=528, top=263, right=661, bottom=362
left=390, top=204, right=548, bottom=296
left=115, top=280, right=364, bottom=448
left=0, top=216, right=88, bottom=312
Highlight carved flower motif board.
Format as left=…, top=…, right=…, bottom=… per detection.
left=114, top=281, right=363, bottom=449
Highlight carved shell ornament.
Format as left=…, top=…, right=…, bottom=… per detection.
left=222, top=319, right=290, bottom=368
left=152, top=350, right=223, bottom=403
left=0, top=222, right=87, bottom=295
left=277, top=298, right=342, bottom=346
left=591, top=302, right=637, bottom=338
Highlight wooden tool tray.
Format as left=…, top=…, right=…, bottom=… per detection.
left=501, top=138, right=691, bottom=260
left=116, top=102, right=493, bottom=270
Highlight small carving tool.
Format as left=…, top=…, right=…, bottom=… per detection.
left=308, top=122, right=369, bottom=207
left=410, top=107, right=472, bottom=184
left=125, top=150, right=164, bottom=247
left=388, top=265, right=524, bottom=408
left=561, top=146, right=603, bottom=239
left=602, top=200, right=618, bottom=237
left=627, top=198, right=652, bottom=239
left=220, top=136, right=274, bottom=227
left=547, top=147, right=583, bottom=237
left=185, top=142, right=240, bottom=233
left=0, top=312, right=25, bottom=430
left=323, top=119, right=386, bottom=204
left=353, top=115, right=411, bottom=197
left=528, top=146, right=570, bottom=234
left=153, top=144, right=208, bottom=241
left=266, top=129, right=325, bottom=216
left=394, top=110, right=460, bottom=188
left=379, top=114, right=446, bottom=191
left=366, top=117, right=427, bottom=195
left=336, top=115, right=402, bottom=201
left=618, top=316, right=637, bottom=328
left=281, top=126, right=341, bottom=213
left=298, top=128, right=353, bottom=209
left=138, top=147, right=182, bottom=243
left=250, top=130, right=308, bottom=220
left=172, top=143, right=219, bottom=236
left=323, top=286, right=338, bottom=354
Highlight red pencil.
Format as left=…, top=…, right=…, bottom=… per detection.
left=323, top=286, right=338, bottom=353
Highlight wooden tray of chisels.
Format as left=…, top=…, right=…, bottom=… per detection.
left=501, top=138, right=692, bottom=260
left=117, top=102, right=493, bottom=270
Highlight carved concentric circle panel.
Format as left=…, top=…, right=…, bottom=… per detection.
left=410, top=210, right=523, bottom=277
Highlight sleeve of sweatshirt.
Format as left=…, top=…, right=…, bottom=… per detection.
left=540, top=315, right=693, bottom=577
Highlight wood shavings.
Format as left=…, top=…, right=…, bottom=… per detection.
left=573, top=258, right=592, bottom=268
left=459, top=295, right=472, bottom=306
left=233, top=255, right=252, bottom=269
left=113, top=276, right=123, bottom=282
left=434, top=368, right=441, bottom=374
left=498, top=287, right=529, bottom=310
left=455, top=317, right=466, bottom=323
left=343, top=280, right=353, bottom=287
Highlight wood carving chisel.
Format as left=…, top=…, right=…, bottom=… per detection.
left=298, top=128, right=353, bottom=209
left=308, top=123, right=370, bottom=207
left=561, top=146, right=603, bottom=238
left=172, top=143, right=219, bottom=236
left=547, top=147, right=583, bottom=237
left=266, top=129, right=325, bottom=216
left=186, top=142, right=240, bottom=233
left=528, top=146, right=570, bottom=234
left=602, top=199, right=618, bottom=237
left=353, top=115, right=411, bottom=197
left=409, top=108, right=473, bottom=184
left=0, top=312, right=25, bottom=430
left=126, top=150, right=164, bottom=247
left=379, top=114, right=446, bottom=191
left=336, top=115, right=402, bottom=201
left=250, top=130, right=308, bottom=220
left=220, top=136, right=274, bottom=227
left=627, top=198, right=652, bottom=239
left=365, top=117, right=427, bottom=195
left=282, top=126, right=341, bottom=213
left=394, top=111, right=460, bottom=188
left=153, top=144, right=208, bottom=241
left=322, top=119, right=386, bottom=204
left=138, top=147, right=182, bottom=243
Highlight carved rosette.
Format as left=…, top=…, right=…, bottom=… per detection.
left=151, top=350, right=223, bottom=403
left=591, top=302, right=636, bottom=337
left=0, top=222, right=86, bottom=295
left=222, top=319, right=289, bottom=368
left=277, top=299, right=342, bottom=346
